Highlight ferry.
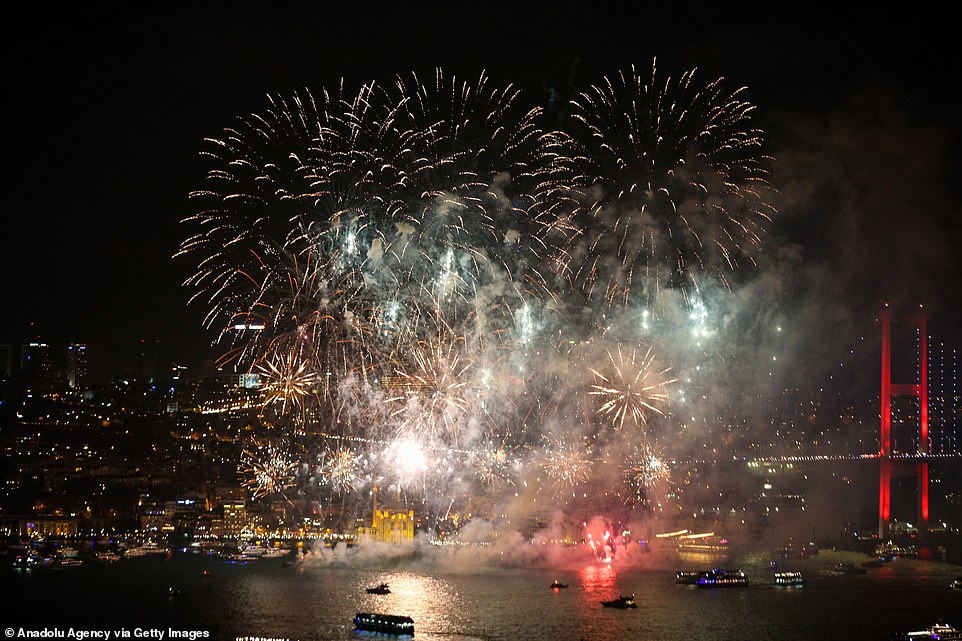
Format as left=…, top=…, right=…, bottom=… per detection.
left=773, top=571, right=806, bottom=586
left=354, top=612, right=414, bottom=636
left=675, top=570, right=707, bottom=585
left=891, top=623, right=962, bottom=640
left=696, top=568, right=749, bottom=588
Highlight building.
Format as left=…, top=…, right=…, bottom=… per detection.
left=67, top=342, right=88, bottom=390
left=929, top=337, right=960, bottom=454
left=358, top=508, right=416, bottom=544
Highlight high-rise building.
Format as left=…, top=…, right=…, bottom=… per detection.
left=929, top=337, right=960, bottom=454
left=67, top=342, right=88, bottom=390
left=20, top=340, right=58, bottom=391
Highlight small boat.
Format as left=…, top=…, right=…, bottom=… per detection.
left=827, top=562, right=867, bottom=576
left=366, top=583, right=391, bottom=595
left=601, top=595, right=637, bottom=609
left=167, top=587, right=186, bottom=598
left=950, top=577, right=962, bottom=591
left=201, top=569, right=214, bottom=577
left=891, top=623, right=962, bottom=640
left=354, top=612, right=414, bottom=636
left=550, top=579, right=569, bottom=589
left=53, top=558, right=83, bottom=568
left=773, top=571, right=806, bottom=586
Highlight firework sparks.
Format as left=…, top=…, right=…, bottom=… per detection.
left=317, top=445, right=363, bottom=494
left=256, top=347, right=318, bottom=414
left=239, top=443, right=298, bottom=502
left=589, top=345, right=677, bottom=431
left=538, top=433, right=593, bottom=494
left=565, top=59, right=777, bottom=309
left=177, top=65, right=776, bottom=524
left=387, top=331, right=473, bottom=444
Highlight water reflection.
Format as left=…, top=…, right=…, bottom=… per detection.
left=578, top=563, right=619, bottom=606
left=363, top=572, right=462, bottom=637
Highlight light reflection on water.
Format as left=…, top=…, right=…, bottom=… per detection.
left=3, top=551, right=961, bottom=641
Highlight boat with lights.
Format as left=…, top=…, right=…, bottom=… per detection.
left=675, top=570, right=707, bottom=585
left=353, top=612, right=414, bottom=636
left=696, top=568, right=749, bottom=588
left=551, top=579, right=568, bottom=589
left=601, top=595, right=637, bottom=608
left=891, top=623, right=962, bottom=640
left=773, top=571, right=806, bottom=586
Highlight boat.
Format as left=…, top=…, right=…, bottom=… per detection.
left=353, top=612, right=414, bottom=636
left=861, top=558, right=885, bottom=569
left=601, top=595, right=637, bottom=609
left=550, top=579, right=569, bottom=589
left=53, top=557, right=83, bottom=568
left=96, top=552, right=122, bottom=563
left=261, top=547, right=290, bottom=558
left=827, top=562, right=867, bottom=576
left=366, top=583, right=391, bottom=595
left=950, top=577, right=962, bottom=591
left=891, top=623, right=962, bottom=640
left=201, top=569, right=214, bottom=577
left=167, top=587, right=186, bottom=598
left=696, top=568, right=749, bottom=588
left=773, top=571, right=806, bottom=586
left=225, top=554, right=257, bottom=563
left=675, top=570, right=707, bottom=585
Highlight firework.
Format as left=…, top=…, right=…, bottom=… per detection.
left=565, top=59, right=776, bottom=309
left=387, top=330, right=474, bottom=444
left=589, top=344, right=677, bottom=431
left=239, top=443, right=298, bottom=502
left=472, top=436, right=519, bottom=487
left=177, top=64, right=777, bottom=525
left=538, top=433, right=593, bottom=494
left=624, top=441, right=672, bottom=508
left=317, top=445, right=363, bottom=494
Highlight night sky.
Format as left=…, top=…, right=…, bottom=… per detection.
left=5, top=4, right=961, bottom=381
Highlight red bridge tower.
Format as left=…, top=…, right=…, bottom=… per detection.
left=878, top=304, right=928, bottom=539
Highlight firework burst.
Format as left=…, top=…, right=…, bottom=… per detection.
left=317, top=445, right=363, bottom=494
left=565, top=59, right=777, bottom=309
left=387, top=330, right=474, bottom=444
left=624, top=441, right=672, bottom=508
left=537, top=433, right=593, bottom=495
left=589, top=344, right=677, bottom=431
left=239, top=443, right=298, bottom=502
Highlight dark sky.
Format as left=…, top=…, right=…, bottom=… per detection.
left=4, top=4, right=961, bottom=380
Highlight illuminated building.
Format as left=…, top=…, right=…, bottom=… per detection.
left=67, top=342, right=88, bottom=390
left=358, top=509, right=416, bottom=544
left=357, top=485, right=415, bottom=544
left=928, top=338, right=960, bottom=454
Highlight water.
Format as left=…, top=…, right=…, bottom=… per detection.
left=3, top=549, right=960, bottom=641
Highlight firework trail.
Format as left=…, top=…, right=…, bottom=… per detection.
left=564, top=59, right=776, bottom=310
